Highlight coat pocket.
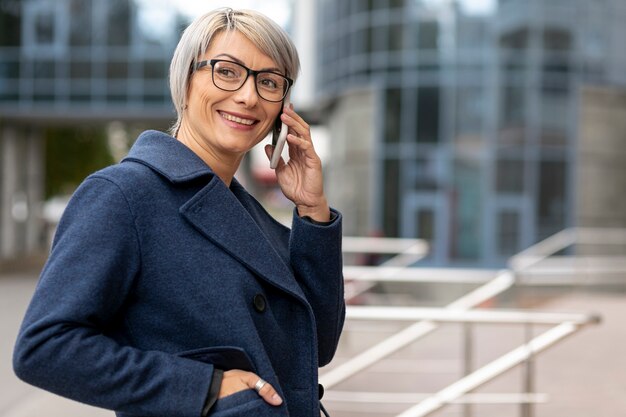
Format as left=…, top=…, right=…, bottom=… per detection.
left=177, top=346, right=257, bottom=372
left=210, top=389, right=288, bottom=417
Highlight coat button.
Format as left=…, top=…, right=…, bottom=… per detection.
left=318, top=383, right=324, bottom=399
left=253, top=294, right=266, bottom=313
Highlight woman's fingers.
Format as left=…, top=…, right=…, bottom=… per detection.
left=250, top=374, right=283, bottom=406
left=219, top=370, right=283, bottom=406
left=281, top=106, right=311, bottom=142
left=264, top=143, right=286, bottom=169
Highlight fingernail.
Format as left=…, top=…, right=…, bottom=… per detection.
left=272, top=394, right=283, bottom=405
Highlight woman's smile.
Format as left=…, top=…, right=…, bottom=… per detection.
left=218, top=110, right=259, bottom=128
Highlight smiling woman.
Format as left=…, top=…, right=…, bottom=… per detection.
left=13, top=7, right=343, bottom=417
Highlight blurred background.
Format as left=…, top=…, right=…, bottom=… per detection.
left=1, top=0, right=626, bottom=417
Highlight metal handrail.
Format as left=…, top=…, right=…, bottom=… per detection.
left=345, top=306, right=600, bottom=325
left=508, top=227, right=626, bottom=271
left=322, top=228, right=617, bottom=416
left=324, top=391, right=549, bottom=405
left=395, top=322, right=589, bottom=417
left=343, top=265, right=497, bottom=284
left=320, top=270, right=516, bottom=388
left=342, top=236, right=429, bottom=255
left=342, top=237, right=429, bottom=302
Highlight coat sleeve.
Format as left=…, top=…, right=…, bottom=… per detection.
left=289, top=208, right=345, bottom=367
left=13, top=176, right=213, bottom=417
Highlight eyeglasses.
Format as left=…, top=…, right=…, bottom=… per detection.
left=196, top=59, right=293, bottom=103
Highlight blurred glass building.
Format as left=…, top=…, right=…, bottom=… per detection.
left=317, top=0, right=626, bottom=266
left=2, top=0, right=626, bottom=268
left=0, top=0, right=183, bottom=260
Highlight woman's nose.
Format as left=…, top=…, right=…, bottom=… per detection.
left=233, top=75, right=259, bottom=107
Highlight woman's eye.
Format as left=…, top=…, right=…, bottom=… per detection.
left=217, top=68, right=237, bottom=78
left=260, top=79, right=278, bottom=89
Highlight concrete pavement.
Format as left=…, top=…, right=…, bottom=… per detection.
left=2, top=267, right=626, bottom=417
left=0, top=271, right=113, bottom=417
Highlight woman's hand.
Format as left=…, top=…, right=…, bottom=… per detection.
left=219, top=369, right=283, bottom=405
left=265, top=105, right=330, bottom=223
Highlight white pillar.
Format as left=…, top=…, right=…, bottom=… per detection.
left=26, top=128, right=45, bottom=253
left=1, top=126, right=18, bottom=259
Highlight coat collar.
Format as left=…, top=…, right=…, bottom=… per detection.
left=123, top=130, right=215, bottom=183
left=122, top=130, right=307, bottom=302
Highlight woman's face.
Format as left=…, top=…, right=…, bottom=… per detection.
left=183, top=30, right=283, bottom=158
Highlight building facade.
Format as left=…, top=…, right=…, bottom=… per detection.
left=317, top=0, right=626, bottom=266
left=0, top=0, right=182, bottom=261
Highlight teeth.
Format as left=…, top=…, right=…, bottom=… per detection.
left=220, top=112, right=255, bottom=126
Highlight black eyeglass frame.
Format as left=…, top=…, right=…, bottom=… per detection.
left=196, top=59, right=293, bottom=103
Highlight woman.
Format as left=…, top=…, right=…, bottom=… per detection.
left=13, top=8, right=344, bottom=417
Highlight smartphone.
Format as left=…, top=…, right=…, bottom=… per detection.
left=270, top=98, right=289, bottom=169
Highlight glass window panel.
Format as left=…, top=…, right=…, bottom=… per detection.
left=0, top=60, right=20, bottom=79
left=70, top=61, right=91, bottom=79
left=371, top=22, right=387, bottom=53
left=543, top=28, right=572, bottom=51
left=501, top=50, right=527, bottom=72
left=35, top=9, right=54, bottom=44
left=499, top=28, right=528, bottom=50
left=34, top=60, right=55, bottom=78
left=456, top=86, right=484, bottom=135
left=107, top=92, right=127, bottom=103
left=143, top=93, right=166, bottom=104
left=457, top=16, right=487, bottom=49
left=452, top=159, right=482, bottom=260
left=540, top=84, right=569, bottom=146
left=416, top=209, right=434, bottom=241
left=107, top=61, right=128, bottom=79
left=370, top=0, right=387, bottom=11
left=537, top=160, right=567, bottom=238
left=339, top=0, right=350, bottom=19
left=412, top=156, right=439, bottom=191
left=418, top=21, right=439, bottom=50
left=385, top=88, right=402, bottom=143
left=354, top=0, right=370, bottom=14
left=540, top=129, right=567, bottom=148
left=388, top=22, right=404, bottom=51
left=496, top=158, right=525, bottom=193
left=143, top=60, right=166, bottom=79
left=497, top=211, right=520, bottom=256
left=69, top=0, right=92, bottom=46
left=70, top=80, right=91, bottom=101
left=383, top=158, right=400, bottom=237
left=416, top=87, right=440, bottom=143
left=107, top=0, right=130, bottom=46
left=0, top=5, right=22, bottom=46
left=499, top=84, right=526, bottom=149
left=500, top=84, right=524, bottom=125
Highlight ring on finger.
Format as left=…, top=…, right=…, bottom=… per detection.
left=254, top=378, right=267, bottom=393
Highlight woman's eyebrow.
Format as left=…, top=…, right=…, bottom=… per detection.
left=212, top=53, right=282, bottom=73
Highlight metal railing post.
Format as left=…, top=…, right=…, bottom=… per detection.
left=521, top=322, right=535, bottom=417
left=463, top=323, right=474, bottom=417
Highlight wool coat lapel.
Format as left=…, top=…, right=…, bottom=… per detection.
left=124, top=130, right=306, bottom=301
left=180, top=177, right=306, bottom=301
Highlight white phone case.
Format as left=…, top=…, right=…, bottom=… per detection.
left=270, top=120, right=288, bottom=169
left=270, top=98, right=290, bottom=169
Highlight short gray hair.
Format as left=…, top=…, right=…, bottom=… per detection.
left=168, top=8, right=300, bottom=136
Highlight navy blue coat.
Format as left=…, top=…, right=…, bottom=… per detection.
left=13, top=130, right=345, bottom=417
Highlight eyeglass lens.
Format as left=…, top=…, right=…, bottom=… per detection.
left=212, top=60, right=288, bottom=102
